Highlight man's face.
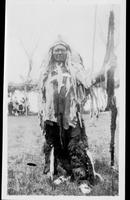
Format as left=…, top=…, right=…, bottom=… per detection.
left=53, top=44, right=67, bottom=62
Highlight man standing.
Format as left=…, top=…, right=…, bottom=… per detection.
left=39, top=39, right=97, bottom=185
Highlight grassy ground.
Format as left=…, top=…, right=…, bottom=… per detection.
left=7, top=112, right=119, bottom=196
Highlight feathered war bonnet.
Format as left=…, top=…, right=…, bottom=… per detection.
left=39, top=38, right=85, bottom=87
left=41, top=36, right=84, bottom=74
left=48, top=39, right=72, bottom=71
left=39, top=39, right=72, bottom=88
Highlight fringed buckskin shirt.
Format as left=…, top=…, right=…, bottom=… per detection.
left=38, top=41, right=91, bottom=130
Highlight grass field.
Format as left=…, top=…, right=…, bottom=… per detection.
left=7, top=112, right=119, bottom=196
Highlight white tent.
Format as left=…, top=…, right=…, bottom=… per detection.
left=28, top=91, right=39, bottom=113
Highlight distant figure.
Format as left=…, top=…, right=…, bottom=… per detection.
left=8, top=101, right=13, bottom=115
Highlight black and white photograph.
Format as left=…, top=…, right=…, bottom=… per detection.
left=2, top=0, right=125, bottom=199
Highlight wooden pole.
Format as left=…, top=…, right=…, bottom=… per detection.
left=90, top=6, right=98, bottom=118
left=102, top=11, right=118, bottom=195
left=91, top=5, right=97, bottom=79
left=105, top=11, right=117, bottom=167
left=24, top=83, right=28, bottom=116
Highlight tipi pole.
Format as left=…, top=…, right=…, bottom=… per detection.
left=91, top=5, right=97, bottom=78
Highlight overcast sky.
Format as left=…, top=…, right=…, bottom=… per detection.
left=5, top=0, right=121, bottom=83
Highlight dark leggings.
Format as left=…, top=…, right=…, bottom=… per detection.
left=43, top=120, right=94, bottom=184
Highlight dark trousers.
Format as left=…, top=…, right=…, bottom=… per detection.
left=43, top=121, right=71, bottom=175
left=43, top=120, right=94, bottom=184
